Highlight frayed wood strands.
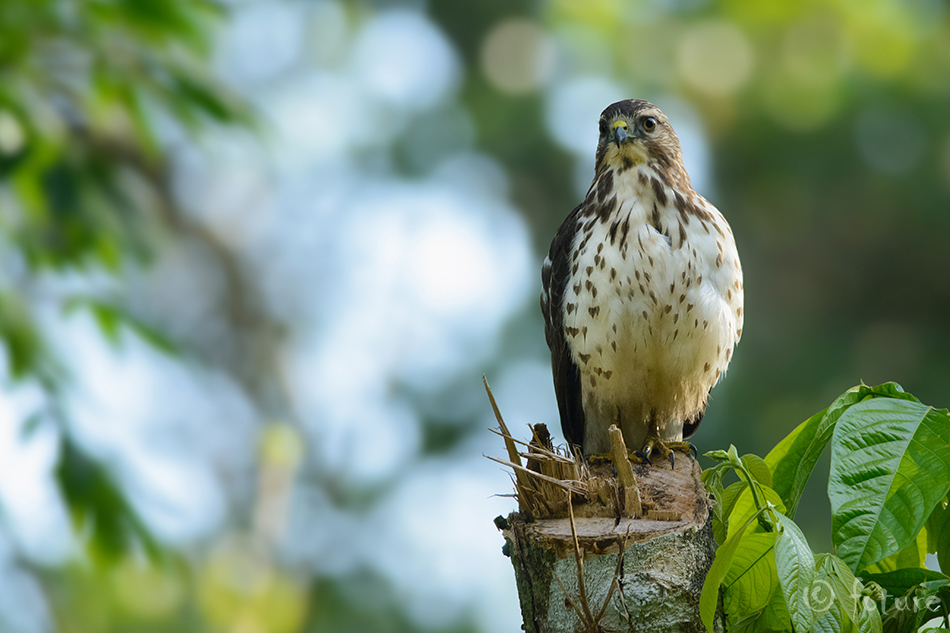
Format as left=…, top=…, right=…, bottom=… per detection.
left=483, top=376, right=643, bottom=520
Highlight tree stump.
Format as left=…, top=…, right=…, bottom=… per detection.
left=498, top=457, right=718, bottom=632
left=485, top=378, right=721, bottom=633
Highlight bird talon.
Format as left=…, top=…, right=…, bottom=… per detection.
left=668, top=451, right=675, bottom=469
left=689, top=443, right=698, bottom=459
left=634, top=450, right=652, bottom=466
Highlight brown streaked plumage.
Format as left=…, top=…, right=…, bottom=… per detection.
left=540, top=99, right=743, bottom=463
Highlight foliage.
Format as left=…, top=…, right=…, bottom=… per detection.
left=0, top=0, right=249, bottom=559
left=702, top=383, right=950, bottom=632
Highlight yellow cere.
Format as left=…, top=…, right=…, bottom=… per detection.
left=613, top=120, right=628, bottom=131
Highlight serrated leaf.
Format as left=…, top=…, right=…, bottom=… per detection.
left=775, top=513, right=817, bottom=633
left=829, top=399, right=950, bottom=574
left=724, top=531, right=781, bottom=617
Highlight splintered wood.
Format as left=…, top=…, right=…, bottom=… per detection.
left=484, top=377, right=697, bottom=523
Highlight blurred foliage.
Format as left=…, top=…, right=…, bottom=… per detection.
left=3, top=0, right=950, bottom=632
left=0, top=0, right=253, bottom=535
left=0, top=0, right=273, bottom=631
left=55, top=437, right=163, bottom=562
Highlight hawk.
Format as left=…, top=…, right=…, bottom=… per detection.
left=541, top=99, right=743, bottom=465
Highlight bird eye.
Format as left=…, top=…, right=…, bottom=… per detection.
left=642, top=116, right=657, bottom=132
left=599, top=120, right=608, bottom=136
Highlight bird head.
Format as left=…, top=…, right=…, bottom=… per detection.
left=594, top=99, right=687, bottom=184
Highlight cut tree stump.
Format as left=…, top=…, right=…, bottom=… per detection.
left=485, top=377, right=721, bottom=633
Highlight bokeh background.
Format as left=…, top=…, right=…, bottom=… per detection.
left=1, top=0, right=949, bottom=631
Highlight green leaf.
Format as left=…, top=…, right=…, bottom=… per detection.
left=862, top=529, right=929, bottom=575
left=710, top=486, right=729, bottom=545
left=742, top=453, right=773, bottom=488
left=926, top=497, right=950, bottom=573
left=766, top=383, right=919, bottom=518
left=812, top=605, right=845, bottom=633
left=862, top=568, right=950, bottom=601
left=726, top=483, right=785, bottom=540
left=808, top=555, right=848, bottom=631
left=775, top=513, right=818, bottom=633
left=765, top=405, right=834, bottom=518
left=724, top=531, right=781, bottom=617
left=0, top=291, right=59, bottom=383
left=702, top=510, right=765, bottom=632
left=758, top=587, right=795, bottom=632
left=822, top=554, right=882, bottom=632
left=721, top=480, right=749, bottom=520
left=706, top=449, right=731, bottom=462
left=858, top=595, right=883, bottom=633
left=728, top=444, right=741, bottom=465
left=727, top=588, right=792, bottom=633
left=829, top=398, right=950, bottom=574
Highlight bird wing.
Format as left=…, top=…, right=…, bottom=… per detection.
left=682, top=195, right=743, bottom=439
left=682, top=410, right=704, bottom=439
left=541, top=203, right=587, bottom=452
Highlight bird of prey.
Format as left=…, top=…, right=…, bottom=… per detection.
left=540, top=99, right=743, bottom=465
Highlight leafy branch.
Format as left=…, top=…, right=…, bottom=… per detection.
left=701, top=382, right=950, bottom=633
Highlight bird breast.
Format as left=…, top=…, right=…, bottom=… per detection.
left=560, top=167, right=743, bottom=445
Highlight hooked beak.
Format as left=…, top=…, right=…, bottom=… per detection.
left=613, top=125, right=630, bottom=146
